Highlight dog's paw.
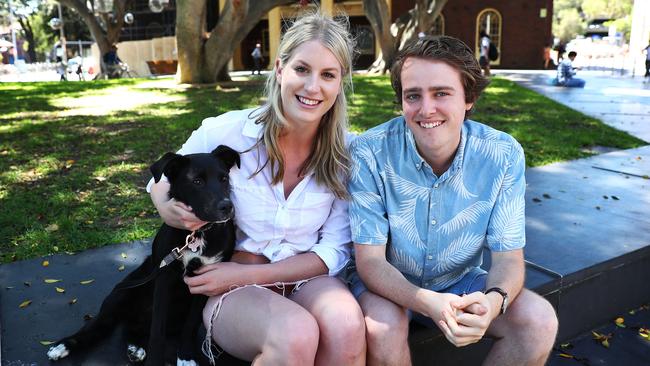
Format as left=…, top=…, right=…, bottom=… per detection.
left=47, top=343, right=70, bottom=360
left=127, top=344, right=147, bottom=362
left=177, top=358, right=198, bottom=366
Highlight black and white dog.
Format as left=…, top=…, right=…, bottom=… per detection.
left=47, top=145, right=239, bottom=365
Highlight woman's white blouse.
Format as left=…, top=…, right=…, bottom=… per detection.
left=147, top=108, right=352, bottom=275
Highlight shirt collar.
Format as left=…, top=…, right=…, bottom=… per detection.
left=404, top=118, right=467, bottom=177
left=242, top=109, right=264, bottom=139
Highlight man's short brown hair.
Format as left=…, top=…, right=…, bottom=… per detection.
left=390, top=35, right=489, bottom=117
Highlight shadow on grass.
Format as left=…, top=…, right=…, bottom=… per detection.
left=0, top=79, right=264, bottom=262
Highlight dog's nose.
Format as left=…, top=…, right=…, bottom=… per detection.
left=217, top=199, right=233, bottom=214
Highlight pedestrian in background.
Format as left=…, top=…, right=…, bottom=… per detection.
left=251, top=43, right=263, bottom=75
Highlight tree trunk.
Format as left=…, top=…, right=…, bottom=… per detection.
left=16, top=17, right=37, bottom=62
left=58, top=0, right=130, bottom=72
left=364, top=0, right=448, bottom=74
left=175, top=0, right=207, bottom=83
left=363, top=0, right=395, bottom=74
left=176, top=0, right=295, bottom=84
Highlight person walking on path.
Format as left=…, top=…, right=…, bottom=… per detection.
left=251, top=43, right=263, bottom=75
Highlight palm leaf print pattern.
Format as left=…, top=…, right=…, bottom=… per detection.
left=388, top=245, right=423, bottom=278
left=384, top=164, right=430, bottom=201
left=434, top=232, right=484, bottom=273
left=489, top=197, right=525, bottom=250
left=388, top=198, right=426, bottom=250
left=437, top=200, right=492, bottom=235
left=448, top=171, right=477, bottom=199
left=468, top=134, right=510, bottom=167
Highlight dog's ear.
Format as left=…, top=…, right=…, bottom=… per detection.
left=212, top=145, right=240, bottom=169
left=150, top=152, right=187, bottom=182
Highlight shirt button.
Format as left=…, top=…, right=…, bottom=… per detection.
left=431, top=219, right=437, bottom=225
left=427, top=255, right=433, bottom=260
left=434, top=183, right=440, bottom=188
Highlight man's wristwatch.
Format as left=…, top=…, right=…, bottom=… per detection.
left=484, top=287, right=509, bottom=315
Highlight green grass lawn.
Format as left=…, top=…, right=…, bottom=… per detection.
left=0, top=76, right=644, bottom=263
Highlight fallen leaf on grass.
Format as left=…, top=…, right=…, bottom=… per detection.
left=94, top=176, right=107, bottom=182
left=55, top=287, right=65, bottom=293
left=45, top=224, right=59, bottom=232
left=44, top=279, right=62, bottom=283
left=19, top=300, right=32, bottom=308
left=42, top=260, right=49, bottom=267
left=39, top=340, right=55, bottom=346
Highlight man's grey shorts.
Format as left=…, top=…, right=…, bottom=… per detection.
left=344, top=266, right=487, bottom=329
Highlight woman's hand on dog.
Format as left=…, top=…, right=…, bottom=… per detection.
left=184, top=252, right=270, bottom=296
left=159, top=198, right=207, bottom=231
left=184, top=262, right=253, bottom=296
left=150, top=181, right=206, bottom=231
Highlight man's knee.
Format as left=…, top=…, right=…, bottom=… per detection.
left=506, top=291, right=558, bottom=356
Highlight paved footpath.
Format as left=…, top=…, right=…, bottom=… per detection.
left=494, top=69, right=650, bottom=143
left=495, top=69, right=650, bottom=366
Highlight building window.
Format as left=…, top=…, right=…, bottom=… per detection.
left=476, top=8, right=502, bottom=63
left=429, top=14, right=445, bottom=35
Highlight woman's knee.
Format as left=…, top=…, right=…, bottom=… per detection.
left=270, top=310, right=320, bottom=361
left=361, top=293, right=410, bottom=345
left=317, top=300, right=366, bottom=352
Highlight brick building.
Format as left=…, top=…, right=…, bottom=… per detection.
left=119, top=0, right=553, bottom=73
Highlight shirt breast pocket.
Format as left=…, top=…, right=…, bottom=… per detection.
left=231, top=185, right=271, bottom=229
left=299, top=192, right=335, bottom=233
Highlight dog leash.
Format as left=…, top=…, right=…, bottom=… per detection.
left=113, top=218, right=228, bottom=291
left=113, top=231, right=200, bottom=291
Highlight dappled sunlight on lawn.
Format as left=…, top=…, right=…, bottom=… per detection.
left=52, top=87, right=187, bottom=117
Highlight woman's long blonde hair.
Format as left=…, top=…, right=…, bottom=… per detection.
left=250, top=11, right=354, bottom=199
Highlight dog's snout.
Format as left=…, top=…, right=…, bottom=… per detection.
left=217, top=199, right=233, bottom=214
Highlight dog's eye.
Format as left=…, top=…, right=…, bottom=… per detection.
left=192, top=178, right=203, bottom=185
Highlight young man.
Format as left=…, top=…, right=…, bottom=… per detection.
left=347, top=36, right=558, bottom=365
left=556, top=51, right=585, bottom=88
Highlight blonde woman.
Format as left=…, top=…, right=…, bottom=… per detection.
left=149, top=12, right=365, bottom=365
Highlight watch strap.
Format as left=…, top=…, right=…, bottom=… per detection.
left=484, top=287, right=508, bottom=314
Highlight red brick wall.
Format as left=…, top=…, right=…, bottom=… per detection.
left=391, top=0, right=553, bottom=69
